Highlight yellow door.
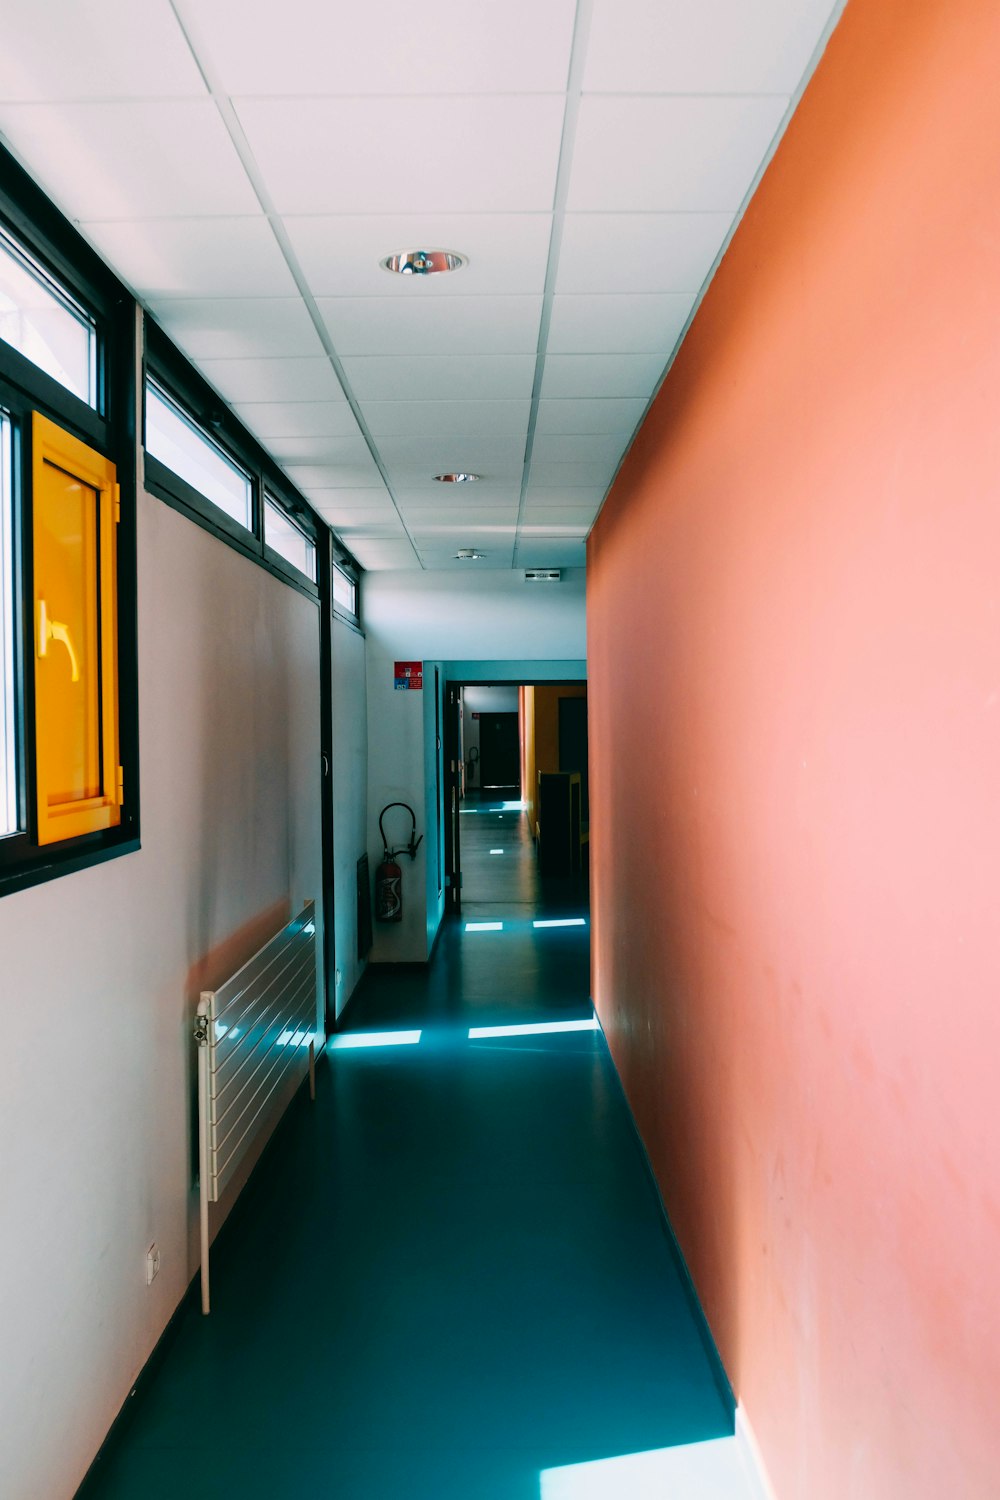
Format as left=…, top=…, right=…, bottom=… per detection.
left=32, top=412, right=120, bottom=844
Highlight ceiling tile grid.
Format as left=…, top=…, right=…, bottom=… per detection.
left=0, top=0, right=843, bottom=571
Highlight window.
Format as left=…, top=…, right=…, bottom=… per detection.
left=332, top=563, right=358, bottom=619
left=0, top=142, right=137, bottom=898
left=32, top=413, right=120, bottom=845
left=0, top=225, right=96, bottom=407
left=145, top=379, right=252, bottom=530
left=264, top=494, right=316, bottom=581
left=0, top=410, right=15, bottom=836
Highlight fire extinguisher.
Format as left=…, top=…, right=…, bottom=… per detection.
left=375, top=802, right=423, bottom=923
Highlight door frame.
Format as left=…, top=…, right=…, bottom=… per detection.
left=442, top=678, right=586, bottom=919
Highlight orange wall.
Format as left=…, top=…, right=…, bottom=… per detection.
left=587, top=2, right=1000, bottom=1497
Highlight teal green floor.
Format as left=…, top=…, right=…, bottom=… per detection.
left=77, top=800, right=733, bottom=1499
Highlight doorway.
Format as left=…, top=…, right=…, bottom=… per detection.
left=444, top=678, right=589, bottom=916
left=479, top=712, right=520, bottom=795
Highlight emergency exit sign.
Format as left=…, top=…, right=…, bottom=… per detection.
left=394, top=661, right=423, bottom=690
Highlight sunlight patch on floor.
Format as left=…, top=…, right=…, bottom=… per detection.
left=540, top=1437, right=753, bottom=1500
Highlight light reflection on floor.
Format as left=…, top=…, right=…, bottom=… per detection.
left=540, top=1437, right=755, bottom=1500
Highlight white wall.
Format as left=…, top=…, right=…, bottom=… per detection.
left=330, top=615, right=368, bottom=1017
left=362, top=568, right=586, bottom=661
left=366, top=644, right=435, bottom=962
left=0, top=492, right=324, bottom=1500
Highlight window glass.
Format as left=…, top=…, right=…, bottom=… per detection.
left=332, top=564, right=357, bottom=618
left=145, top=380, right=252, bottom=529
left=0, top=411, right=16, bottom=836
left=264, top=495, right=316, bottom=581
left=0, top=227, right=96, bottom=406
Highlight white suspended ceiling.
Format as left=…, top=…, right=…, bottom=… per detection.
left=0, top=0, right=844, bottom=571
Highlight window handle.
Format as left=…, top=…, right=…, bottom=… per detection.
left=37, top=599, right=81, bottom=683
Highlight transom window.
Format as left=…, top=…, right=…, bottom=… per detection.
left=264, top=495, right=317, bottom=582
left=0, top=225, right=96, bottom=407
left=332, top=564, right=358, bottom=619
left=145, top=379, right=252, bottom=531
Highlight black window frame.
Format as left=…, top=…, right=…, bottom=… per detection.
left=143, top=319, right=326, bottom=605
left=331, top=551, right=361, bottom=629
left=0, top=142, right=140, bottom=900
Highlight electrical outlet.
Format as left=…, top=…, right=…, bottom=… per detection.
left=145, top=1243, right=160, bottom=1286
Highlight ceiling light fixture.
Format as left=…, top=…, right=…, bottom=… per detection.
left=380, top=249, right=467, bottom=276
left=433, top=472, right=480, bottom=484
left=455, top=549, right=485, bottom=561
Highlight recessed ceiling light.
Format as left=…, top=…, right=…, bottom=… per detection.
left=434, top=472, right=481, bottom=484
left=455, top=549, right=485, bottom=560
left=380, top=249, right=467, bottom=276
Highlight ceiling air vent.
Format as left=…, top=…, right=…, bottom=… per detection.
left=524, top=569, right=561, bottom=582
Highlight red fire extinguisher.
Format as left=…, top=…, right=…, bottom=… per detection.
left=375, top=802, right=423, bottom=923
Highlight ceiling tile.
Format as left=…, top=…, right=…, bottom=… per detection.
left=265, top=435, right=376, bottom=467
left=235, top=96, right=565, bottom=216
left=396, top=506, right=519, bottom=526
left=285, top=463, right=384, bottom=493
left=0, top=0, right=205, bottom=101
left=522, top=487, right=608, bottom=509
left=584, top=0, right=838, bottom=95
left=376, top=435, right=527, bottom=470
left=284, top=215, right=553, bottom=299
left=514, top=538, right=589, bottom=566
left=350, top=539, right=421, bottom=569
left=394, top=484, right=522, bottom=508
left=333, top=519, right=409, bottom=540
left=567, top=95, right=789, bottom=213
left=317, top=297, right=543, bottom=357
left=547, top=293, right=695, bottom=355
left=0, top=100, right=259, bottom=220
left=520, top=504, right=599, bottom=525
left=341, top=355, right=536, bottom=403
left=528, top=460, right=619, bottom=488
left=518, top=523, right=590, bottom=538
left=196, top=357, right=345, bottom=404
left=150, top=298, right=323, bottom=360
left=530, top=434, right=629, bottom=466
left=540, top=354, right=665, bottom=399
left=556, top=214, right=732, bottom=294
left=80, top=217, right=298, bottom=299
left=307, top=488, right=393, bottom=512
left=234, top=402, right=362, bottom=438
left=187, top=0, right=576, bottom=94
left=362, top=400, right=531, bottom=438
left=412, top=523, right=519, bottom=542
left=534, top=398, right=647, bottom=435
left=316, top=507, right=400, bottom=530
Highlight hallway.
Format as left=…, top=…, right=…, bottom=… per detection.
left=78, top=821, right=736, bottom=1500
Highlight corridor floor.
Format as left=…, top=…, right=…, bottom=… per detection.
left=77, top=802, right=738, bottom=1500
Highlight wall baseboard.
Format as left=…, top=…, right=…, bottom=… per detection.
left=735, top=1402, right=780, bottom=1500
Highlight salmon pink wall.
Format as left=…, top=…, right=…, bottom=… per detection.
left=587, top=2, right=1000, bottom=1496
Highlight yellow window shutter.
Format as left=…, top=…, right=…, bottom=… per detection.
left=32, top=412, right=120, bottom=845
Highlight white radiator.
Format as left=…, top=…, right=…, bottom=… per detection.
left=194, top=899, right=318, bottom=1313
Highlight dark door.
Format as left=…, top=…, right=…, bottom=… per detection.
left=443, top=682, right=463, bottom=915
left=479, top=712, right=520, bottom=793
left=558, top=696, right=589, bottom=821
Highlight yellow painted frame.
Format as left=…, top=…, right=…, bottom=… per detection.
left=32, top=412, right=120, bottom=845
